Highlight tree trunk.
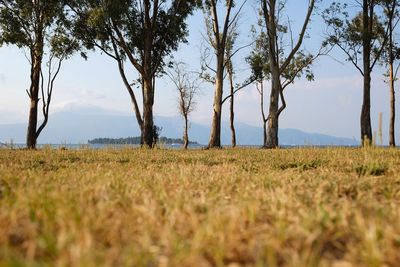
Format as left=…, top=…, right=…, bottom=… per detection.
left=141, top=4, right=155, bottom=148
left=389, top=61, right=395, bottom=147
left=228, top=66, right=236, bottom=147
left=142, top=76, right=154, bottom=147
left=26, top=97, right=39, bottom=149
left=266, top=72, right=280, bottom=148
left=388, top=17, right=396, bottom=147
left=265, top=0, right=280, bottom=149
left=361, top=72, right=372, bottom=145
left=361, top=0, right=372, bottom=146
left=26, top=38, right=44, bottom=149
left=183, top=115, right=189, bottom=149
left=259, top=82, right=268, bottom=147
left=208, top=55, right=224, bottom=148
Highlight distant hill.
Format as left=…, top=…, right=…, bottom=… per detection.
left=0, top=107, right=359, bottom=146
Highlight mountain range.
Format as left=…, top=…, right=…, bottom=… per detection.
left=0, top=107, right=359, bottom=146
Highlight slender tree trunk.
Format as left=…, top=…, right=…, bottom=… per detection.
left=259, top=82, right=268, bottom=147
left=388, top=17, right=396, bottom=147
left=361, top=0, right=373, bottom=146
left=142, top=76, right=154, bottom=147
left=207, top=0, right=234, bottom=149
left=228, top=66, right=236, bottom=147
left=183, top=114, right=189, bottom=149
left=265, top=0, right=280, bottom=149
left=208, top=55, right=224, bottom=148
left=26, top=36, right=44, bottom=149
left=389, top=62, right=396, bottom=147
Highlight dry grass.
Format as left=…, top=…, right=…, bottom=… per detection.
left=0, top=147, right=399, bottom=267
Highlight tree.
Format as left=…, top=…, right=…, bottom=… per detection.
left=69, top=0, right=200, bottom=148
left=167, top=62, right=200, bottom=149
left=201, top=0, right=247, bottom=148
left=380, top=0, right=399, bottom=147
left=247, top=29, right=270, bottom=146
left=226, top=47, right=237, bottom=147
left=323, top=0, right=396, bottom=146
left=0, top=0, right=80, bottom=149
left=222, top=20, right=254, bottom=148
left=260, top=0, right=317, bottom=148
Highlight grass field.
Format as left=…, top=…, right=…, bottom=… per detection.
left=0, top=147, right=399, bottom=267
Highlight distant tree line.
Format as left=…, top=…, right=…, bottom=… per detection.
left=0, top=0, right=399, bottom=149
left=88, top=137, right=199, bottom=146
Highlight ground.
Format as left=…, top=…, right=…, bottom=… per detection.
left=0, top=147, right=399, bottom=267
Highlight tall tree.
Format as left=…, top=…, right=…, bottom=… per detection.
left=0, top=0, right=79, bottom=149
left=69, top=0, right=199, bottom=147
left=167, top=62, right=200, bottom=149
left=221, top=20, right=254, bottom=148
left=323, top=0, right=396, bottom=146
left=226, top=49, right=237, bottom=147
left=380, top=0, right=399, bottom=147
left=201, top=0, right=242, bottom=148
left=247, top=29, right=270, bottom=146
left=224, top=19, right=239, bottom=147
left=260, top=0, right=317, bottom=148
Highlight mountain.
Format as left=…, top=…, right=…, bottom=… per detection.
left=0, top=107, right=359, bottom=146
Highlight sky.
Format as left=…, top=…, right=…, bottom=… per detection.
left=0, top=0, right=399, bottom=145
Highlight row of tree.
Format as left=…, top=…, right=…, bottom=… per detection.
left=0, top=0, right=398, bottom=149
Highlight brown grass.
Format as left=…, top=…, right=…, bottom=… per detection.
left=0, top=147, right=399, bottom=267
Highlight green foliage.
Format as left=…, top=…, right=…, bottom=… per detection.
left=247, top=30, right=270, bottom=82
left=247, top=11, right=315, bottom=86
left=70, top=0, right=200, bottom=75
left=0, top=0, right=80, bottom=58
left=322, top=1, right=387, bottom=68
left=199, top=0, right=238, bottom=85
left=378, top=0, right=400, bottom=74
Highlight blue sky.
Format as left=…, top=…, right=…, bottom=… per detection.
left=0, top=0, right=399, bottom=144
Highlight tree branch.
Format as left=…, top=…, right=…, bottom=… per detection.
left=110, top=34, right=143, bottom=129
left=279, top=0, right=316, bottom=73
left=335, top=42, right=364, bottom=76
left=221, top=77, right=256, bottom=105
left=370, top=0, right=397, bottom=71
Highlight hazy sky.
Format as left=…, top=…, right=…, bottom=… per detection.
left=0, top=0, right=399, bottom=144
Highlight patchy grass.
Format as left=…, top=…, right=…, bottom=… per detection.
left=0, top=147, right=399, bottom=267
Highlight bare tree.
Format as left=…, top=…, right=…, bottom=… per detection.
left=247, top=27, right=270, bottom=146
left=168, top=62, right=200, bottom=149
left=259, top=0, right=318, bottom=148
left=201, top=0, right=254, bottom=148
left=201, top=0, right=247, bottom=148
left=224, top=19, right=239, bottom=147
